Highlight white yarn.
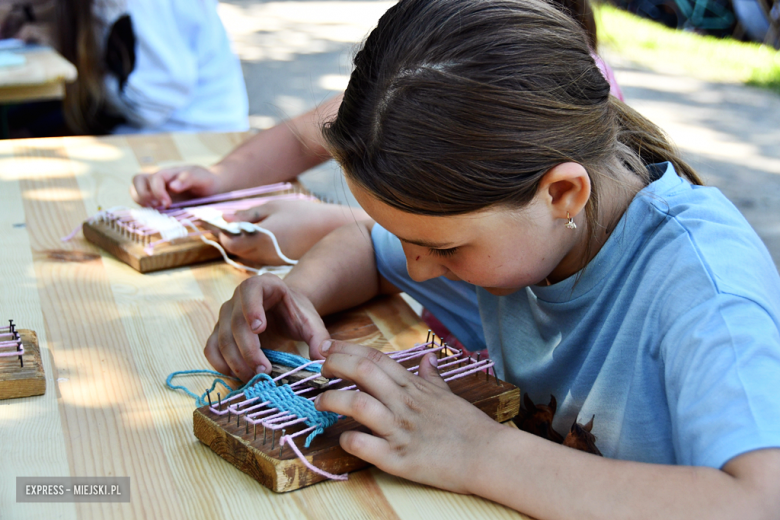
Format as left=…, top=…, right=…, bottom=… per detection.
left=129, top=208, right=188, bottom=241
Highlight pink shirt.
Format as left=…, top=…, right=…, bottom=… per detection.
left=593, top=54, right=624, bottom=102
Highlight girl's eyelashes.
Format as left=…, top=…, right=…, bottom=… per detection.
left=429, top=247, right=458, bottom=258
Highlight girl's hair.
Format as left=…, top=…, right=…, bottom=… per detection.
left=557, top=0, right=599, bottom=50
left=323, top=0, right=701, bottom=255
left=58, top=0, right=133, bottom=134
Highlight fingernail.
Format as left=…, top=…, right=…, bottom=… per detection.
left=251, top=319, right=262, bottom=332
left=150, top=200, right=159, bottom=207
left=314, top=394, right=321, bottom=407
left=321, top=340, right=332, bottom=354
left=256, top=365, right=267, bottom=374
left=428, top=355, right=438, bottom=368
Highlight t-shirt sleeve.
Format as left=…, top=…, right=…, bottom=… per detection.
left=662, top=293, right=780, bottom=468
left=371, top=223, right=486, bottom=351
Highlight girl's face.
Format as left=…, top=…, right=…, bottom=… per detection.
left=348, top=178, right=583, bottom=295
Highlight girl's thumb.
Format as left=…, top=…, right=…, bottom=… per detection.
left=418, top=353, right=448, bottom=390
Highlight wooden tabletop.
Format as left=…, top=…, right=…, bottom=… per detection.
left=0, top=46, right=77, bottom=103
left=0, top=132, right=526, bottom=520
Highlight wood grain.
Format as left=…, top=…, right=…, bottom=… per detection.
left=0, top=329, right=46, bottom=400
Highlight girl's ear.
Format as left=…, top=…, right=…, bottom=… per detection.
left=536, top=162, right=591, bottom=221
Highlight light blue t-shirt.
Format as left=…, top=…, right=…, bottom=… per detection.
left=372, top=163, right=780, bottom=468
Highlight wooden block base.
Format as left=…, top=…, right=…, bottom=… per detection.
left=83, top=220, right=222, bottom=273
left=192, top=306, right=520, bottom=492
left=0, top=330, right=46, bottom=400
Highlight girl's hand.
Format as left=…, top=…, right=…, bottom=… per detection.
left=130, top=165, right=221, bottom=208
left=220, top=201, right=368, bottom=266
left=204, top=274, right=330, bottom=382
left=316, top=341, right=502, bottom=494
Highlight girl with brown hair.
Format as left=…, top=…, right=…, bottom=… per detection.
left=206, top=0, right=780, bottom=516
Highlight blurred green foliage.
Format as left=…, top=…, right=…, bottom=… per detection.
left=596, top=4, right=780, bottom=94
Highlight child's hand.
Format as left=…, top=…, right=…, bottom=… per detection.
left=130, top=165, right=220, bottom=208
left=220, top=201, right=367, bottom=266
left=203, top=274, right=330, bottom=382
left=316, top=341, right=502, bottom=494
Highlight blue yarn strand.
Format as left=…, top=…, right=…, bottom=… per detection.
left=263, top=349, right=322, bottom=372
left=165, top=369, right=242, bottom=407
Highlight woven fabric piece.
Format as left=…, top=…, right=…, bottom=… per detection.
left=244, top=374, right=338, bottom=447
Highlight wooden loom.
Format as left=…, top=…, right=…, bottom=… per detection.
left=0, top=320, right=45, bottom=400
left=82, top=182, right=318, bottom=273
left=193, top=307, right=521, bottom=493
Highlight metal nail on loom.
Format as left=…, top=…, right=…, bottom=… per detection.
left=0, top=319, right=24, bottom=368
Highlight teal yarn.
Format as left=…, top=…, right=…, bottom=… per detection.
left=243, top=374, right=339, bottom=447
left=263, top=349, right=322, bottom=372
left=165, top=369, right=242, bottom=408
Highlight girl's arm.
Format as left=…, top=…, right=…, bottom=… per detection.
left=477, top=430, right=780, bottom=520
left=131, top=95, right=341, bottom=207
left=316, top=341, right=780, bottom=520
left=203, top=219, right=398, bottom=381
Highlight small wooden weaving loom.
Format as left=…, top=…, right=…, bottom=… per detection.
left=193, top=309, right=520, bottom=492
left=0, top=319, right=45, bottom=400
left=81, top=182, right=318, bottom=273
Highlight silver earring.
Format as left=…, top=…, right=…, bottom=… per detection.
left=565, top=212, right=577, bottom=230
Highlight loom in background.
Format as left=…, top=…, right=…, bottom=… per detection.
left=193, top=309, right=520, bottom=493
left=80, top=182, right=319, bottom=273
left=0, top=320, right=45, bottom=400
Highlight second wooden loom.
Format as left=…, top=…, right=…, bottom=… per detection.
left=192, top=307, right=520, bottom=493
left=0, top=319, right=46, bottom=400
left=80, top=182, right=318, bottom=273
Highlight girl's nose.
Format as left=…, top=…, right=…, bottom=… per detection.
left=404, top=248, right=449, bottom=282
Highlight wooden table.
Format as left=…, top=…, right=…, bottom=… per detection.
left=0, top=45, right=77, bottom=104
left=0, top=133, right=526, bottom=520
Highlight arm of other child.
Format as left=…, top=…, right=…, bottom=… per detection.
left=130, top=94, right=342, bottom=208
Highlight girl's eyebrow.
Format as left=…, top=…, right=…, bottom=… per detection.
left=398, top=236, right=457, bottom=248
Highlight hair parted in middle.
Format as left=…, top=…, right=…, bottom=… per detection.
left=323, top=0, right=700, bottom=243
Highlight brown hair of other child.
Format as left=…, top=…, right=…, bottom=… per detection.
left=323, top=0, right=702, bottom=270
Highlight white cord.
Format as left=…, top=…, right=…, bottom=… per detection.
left=184, top=207, right=298, bottom=265
left=247, top=224, right=298, bottom=265
left=180, top=218, right=293, bottom=276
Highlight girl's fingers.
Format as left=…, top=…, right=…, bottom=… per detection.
left=204, top=323, right=232, bottom=376
left=167, top=169, right=195, bottom=193
left=130, top=175, right=152, bottom=205
left=338, top=430, right=393, bottom=468
left=217, top=299, right=257, bottom=382
left=316, top=388, right=396, bottom=437
left=218, top=232, right=253, bottom=256
left=231, top=297, right=270, bottom=377
left=148, top=171, right=172, bottom=208
left=238, top=275, right=284, bottom=333
left=226, top=204, right=274, bottom=223
left=416, top=353, right=450, bottom=391
left=321, top=341, right=413, bottom=387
